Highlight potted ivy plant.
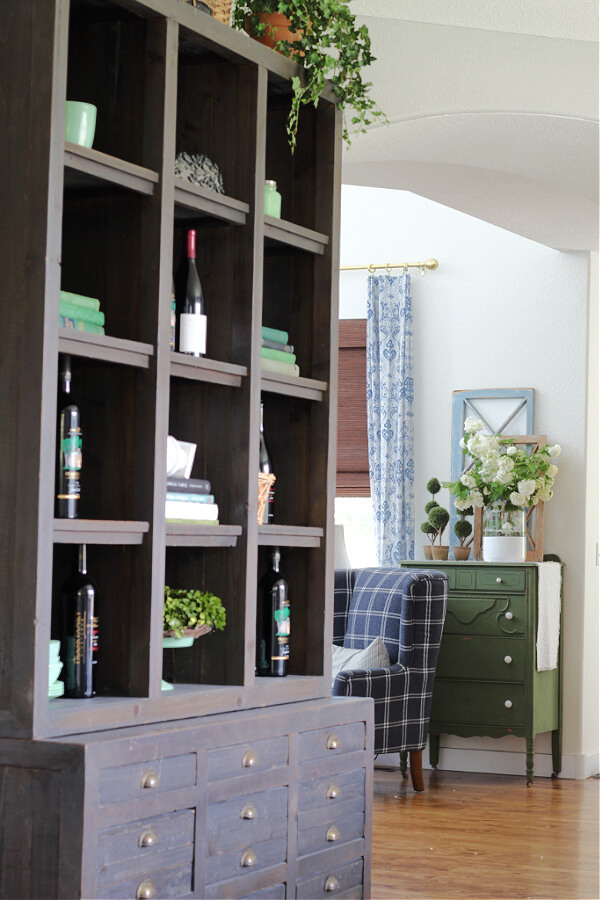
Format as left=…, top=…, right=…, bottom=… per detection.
left=232, top=0, right=385, bottom=151
left=162, top=586, right=226, bottom=691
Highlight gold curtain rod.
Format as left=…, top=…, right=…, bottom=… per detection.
left=340, top=259, right=439, bottom=273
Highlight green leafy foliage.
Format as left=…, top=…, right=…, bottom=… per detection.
left=453, top=518, right=472, bottom=545
left=232, top=0, right=386, bottom=151
left=428, top=505, right=450, bottom=543
left=163, top=586, right=226, bottom=638
left=420, top=521, right=437, bottom=545
left=426, top=477, right=441, bottom=496
left=424, top=500, right=439, bottom=514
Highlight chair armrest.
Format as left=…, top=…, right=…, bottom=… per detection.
left=332, top=662, right=407, bottom=700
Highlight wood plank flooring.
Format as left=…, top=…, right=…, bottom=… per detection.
left=371, top=768, right=599, bottom=900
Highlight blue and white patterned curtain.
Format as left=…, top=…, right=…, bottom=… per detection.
left=366, top=274, right=415, bottom=564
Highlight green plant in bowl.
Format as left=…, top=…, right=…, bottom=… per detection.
left=163, top=586, right=226, bottom=640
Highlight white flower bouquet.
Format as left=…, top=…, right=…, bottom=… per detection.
left=444, top=416, right=561, bottom=512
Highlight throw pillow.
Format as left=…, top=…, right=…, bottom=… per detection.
left=331, top=636, right=390, bottom=687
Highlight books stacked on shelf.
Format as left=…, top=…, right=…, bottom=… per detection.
left=261, top=326, right=299, bottom=377
left=166, top=477, right=219, bottom=525
left=59, top=290, right=105, bottom=335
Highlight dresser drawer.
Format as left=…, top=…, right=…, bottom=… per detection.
left=97, top=809, right=194, bottom=869
left=207, top=737, right=288, bottom=781
left=299, top=723, right=365, bottom=762
left=299, top=769, right=365, bottom=812
left=475, top=568, right=527, bottom=593
left=96, top=845, right=193, bottom=897
left=431, top=681, right=526, bottom=727
left=436, top=635, right=526, bottom=682
left=243, top=884, right=286, bottom=900
left=444, top=595, right=526, bottom=637
left=206, top=835, right=287, bottom=885
left=98, top=753, right=197, bottom=806
left=298, top=810, right=364, bottom=857
left=207, top=788, right=288, bottom=855
left=296, top=858, right=363, bottom=899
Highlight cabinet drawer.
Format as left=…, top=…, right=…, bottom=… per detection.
left=431, top=681, right=526, bottom=727
left=296, top=858, right=363, bottom=899
left=98, top=753, right=197, bottom=806
left=444, top=595, right=526, bottom=637
left=206, top=835, right=287, bottom=885
left=207, top=737, right=288, bottom=780
left=475, top=568, right=527, bottom=593
left=207, top=788, right=288, bottom=855
left=298, top=811, right=364, bottom=857
left=97, top=845, right=193, bottom=897
left=436, top=636, right=526, bottom=682
left=299, top=769, right=365, bottom=812
left=298, top=796, right=364, bottom=834
left=97, top=809, right=194, bottom=869
left=299, top=723, right=365, bottom=762
left=243, top=885, right=286, bottom=900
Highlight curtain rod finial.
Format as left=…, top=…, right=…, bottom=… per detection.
left=426, top=259, right=439, bottom=270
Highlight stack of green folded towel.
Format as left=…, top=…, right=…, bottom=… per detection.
left=261, top=326, right=299, bottom=377
left=59, top=291, right=105, bottom=335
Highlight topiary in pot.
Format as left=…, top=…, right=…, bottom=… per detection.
left=453, top=518, right=472, bottom=561
left=428, top=505, right=450, bottom=560
left=421, top=521, right=437, bottom=560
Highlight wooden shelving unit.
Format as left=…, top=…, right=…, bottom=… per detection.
left=64, top=142, right=159, bottom=194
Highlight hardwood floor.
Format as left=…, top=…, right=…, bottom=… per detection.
left=371, top=767, right=600, bottom=900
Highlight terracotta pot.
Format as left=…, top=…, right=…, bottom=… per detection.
left=453, top=546, right=471, bottom=561
left=423, top=545, right=433, bottom=560
left=252, top=13, right=303, bottom=54
left=431, top=545, right=449, bottom=561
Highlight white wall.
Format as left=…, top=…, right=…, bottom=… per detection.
left=339, top=184, right=595, bottom=775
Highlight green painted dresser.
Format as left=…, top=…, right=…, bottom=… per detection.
left=405, top=561, right=562, bottom=785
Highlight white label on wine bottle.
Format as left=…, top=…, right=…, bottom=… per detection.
left=179, top=313, right=207, bottom=355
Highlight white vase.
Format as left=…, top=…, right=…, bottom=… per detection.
left=482, top=509, right=526, bottom=563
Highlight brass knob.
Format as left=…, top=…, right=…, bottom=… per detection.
left=241, top=804, right=257, bottom=820
left=496, top=577, right=503, bottom=584
left=241, top=849, right=258, bottom=867
left=141, top=770, right=160, bottom=789
left=136, top=881, right=156, bottom=899
left=326, top=783, right=341, bottom=800
left=242, top=750, right=258, bottom=768
left=505, top=699, right=513, bottom=709
left=504, top=655, right=512, bottom=665
left=326, top=734, right=341, bottom=750
left=325, top=876, right=340, bottom=892
left=138, top=829, right=158, bottom=848
left=505, top=611, right=514, bottom=620
left=326, top=825, right=341, bottom=842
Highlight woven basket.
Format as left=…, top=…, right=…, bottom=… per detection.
left=258, top=473, right=276, bottom=524
left=180, top=0, right=233, bottom=25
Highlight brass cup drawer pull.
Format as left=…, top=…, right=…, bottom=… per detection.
left=241, top=849, right=258, bottom=867
left=325, top=875, right=340, bottom=892
left=505, top=699, right=513, bottom=709
left=241, top=803, right=257, bottom=820
left=138, top=828, right=159, bottom=848
left=504, top=655, right=513, bottom=665
left=136, top=880, right=156, bottom=899
left=326, top=734, right=341, bottom=751
left=242, top=750, right=258, bottom=768
left=326, top=783, right=341, bottom=800
left=326, top=825, right=341, bottom=842
left=140, top=770, right=160, bottom=789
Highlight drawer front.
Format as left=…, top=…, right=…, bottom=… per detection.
left=436, top=635, right=526, bottom=682
left=98, top=753, right=197, bottom=806
left=242, top=884, right=286, bottom=900
left=431, top=681, right=526, bottom=727
left=207, top=788, right=288, bottom=855
left=207, top=737, right=288, bottom=781
left=444, top=595, right=527, bottom=637
left=97, top=809, right=194, bottom=869
left=298, top=796, right=364, bottom=835
left=296, top=858, right=363, bottom=900
left=475, top=568, right=527, bottom=593
left=97, top=846, right=193, bottom=898
left=206, top=835, right=287, bottom=885
left=297, top=811, right=364, bottom=858
left=298, top=769, right=365, bottom=812
left=299, top=723, right=365, bottom=762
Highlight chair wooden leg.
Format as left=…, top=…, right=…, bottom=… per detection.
left=409, top=750, right=425, bottom=792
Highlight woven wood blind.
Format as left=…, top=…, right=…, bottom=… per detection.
left=336, top=319, right=370, bottom=496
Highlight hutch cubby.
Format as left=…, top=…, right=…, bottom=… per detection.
left=0, top=1, right=374, bottom=897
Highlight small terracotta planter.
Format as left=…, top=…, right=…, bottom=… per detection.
left=423, top=545, right=433, bottom=560
left=253, top=13, right=304, bottom=53
left=453, top=546, right=471, bottom=561
left=431, top=545, right=449, bottom=561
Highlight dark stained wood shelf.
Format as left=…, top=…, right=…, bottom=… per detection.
left=166, top=524, right=243, bottom=547
left=174, top=179, right=249, bottom=225
left=58, top=328, right=154, bottom=368
left=264, top=215, right=329, bottom=254
left=261, top=370, right=328, bottom=401
left=258, top=525, right=324, bottom=547
left=170, top=352, right=247, bottom=387
left=53, top=519, right=149, bottom=544
left=64, top=142, right=159, bottom=195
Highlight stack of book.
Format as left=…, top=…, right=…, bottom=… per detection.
left=261, top=326, right=299, bottom=377
left=59, top=291, right=105, bottom=335
left=166, top=476, right=219, bottom=525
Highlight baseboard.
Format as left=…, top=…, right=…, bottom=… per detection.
left=375, top=748, right=600, bottom=780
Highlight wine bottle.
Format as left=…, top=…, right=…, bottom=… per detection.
left=170, top=278, right=177, bottom=351
left=60, top=544, right=98, bottom=698
left=56, top=355, right=82, bottom=519
left=259, top=402, right=275, bottom=524
left=256, top=548, right=289, bottom=677
left=178, top=228, right=206, bottom=357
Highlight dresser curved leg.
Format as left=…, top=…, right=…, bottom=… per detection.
left=429, top=735, right=440, bottom=768
left=526, top=737, right=534, bottom=786
left=399, top=750, right=408, bottom=779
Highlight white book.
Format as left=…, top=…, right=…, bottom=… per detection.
left=165, top=500, right=219, bottom=521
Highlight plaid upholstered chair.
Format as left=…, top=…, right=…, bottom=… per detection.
left=332, top=566, right=448, bottom=792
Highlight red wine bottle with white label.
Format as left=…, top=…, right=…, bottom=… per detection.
left=56, top=355, right=82, bottom=519
left=60, top=544, right=98, bottom=699
left=178, top=229, right=206, bottom=357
